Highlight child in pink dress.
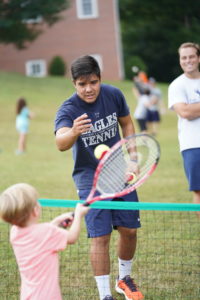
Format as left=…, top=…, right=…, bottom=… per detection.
left=0, top=183, right=89, bottom=300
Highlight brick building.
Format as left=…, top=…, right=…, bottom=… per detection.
left=0, top=0, right=124, bottom=80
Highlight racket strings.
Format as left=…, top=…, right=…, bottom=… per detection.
left=98, top=148, right=127, bottom=193
left=96, top=135, right=160, bottom=194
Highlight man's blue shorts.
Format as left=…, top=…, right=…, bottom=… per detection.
left=78, top=189, right=141, bottom=238
left=182, top=148, right=200, bottom=191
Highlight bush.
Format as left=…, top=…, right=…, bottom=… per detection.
left=48, top=56, right=66, bottom=76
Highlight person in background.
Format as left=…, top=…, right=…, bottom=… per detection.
left=138, top=71, right=149, bottom=85
left=0, top=183, right=89, bottom=300
left=168, top=42, right=200, bottom=218
left=132, top=70, right=149, bottom=97
left=146, top=77, right=163, bottom=136
left=15, top=98, right=34, bottom=155
left=133, top=88, right=150, bottom=133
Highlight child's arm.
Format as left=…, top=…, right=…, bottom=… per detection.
left=66, top=204, right=89, bottom=244
left=50, top=204, right=89, bottom=244
left=51, top=212, right=74, bottom=227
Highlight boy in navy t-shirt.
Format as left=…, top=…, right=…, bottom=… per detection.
left=55, top=55, right=144, bottom=300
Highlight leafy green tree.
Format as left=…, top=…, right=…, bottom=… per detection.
left=119, top=0, right=200, bottom=82
left=0, top=0, right=70, bottom=49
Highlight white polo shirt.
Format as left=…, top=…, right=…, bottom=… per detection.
left=168, top=74, right=200, bottom=152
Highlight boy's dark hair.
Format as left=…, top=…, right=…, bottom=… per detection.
left=71, top=55, right=101, bottom=81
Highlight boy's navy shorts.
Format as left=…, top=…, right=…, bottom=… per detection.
left=78, top=189, right=141, bottom=238
left=182, top=148, right=200, bottom=191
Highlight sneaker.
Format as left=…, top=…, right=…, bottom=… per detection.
left=115, top=275, right=144, bottom=300
left=15, top=150, right=25, bottom=155
left=103, top=296, right=116, bottom=300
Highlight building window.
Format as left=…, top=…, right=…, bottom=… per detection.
left=76, top=0, right=98, bottom=19
left=25, top=60, right=46, bottom=77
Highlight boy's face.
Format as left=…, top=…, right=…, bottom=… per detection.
left=73, top=74, right=101, bottom=103
left=179, top=47, right=200, bottom=75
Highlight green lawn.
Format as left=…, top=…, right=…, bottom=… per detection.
left=0, top=72, right=185, bottom=202
left=0, top=72, right=199, bottom=299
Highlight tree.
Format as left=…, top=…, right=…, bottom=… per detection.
left=119, top=0, right=200, bottom=82
left=48, top=55, right=66, bottom=76
left=0, top=0, right=70, bottom=49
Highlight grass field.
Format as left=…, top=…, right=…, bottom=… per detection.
left=0, top=72, right=199, bottom=299
left=0, top=71, right=185, bottom=201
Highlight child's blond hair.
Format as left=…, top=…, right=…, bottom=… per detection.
left=0, top=183, right=38, bottom=227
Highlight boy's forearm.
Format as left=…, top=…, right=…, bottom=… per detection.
left=119, top=115, right=136, bottom=138
left=56, top=128, right=78, bottom=151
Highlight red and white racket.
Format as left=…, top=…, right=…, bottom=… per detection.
left=61, top=133, right=160, bottom=227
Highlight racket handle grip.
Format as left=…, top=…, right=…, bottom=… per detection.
left=60, top=212, right=75, bottom=228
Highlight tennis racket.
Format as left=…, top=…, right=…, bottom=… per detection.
left=61, top=133, right=160, bottom=227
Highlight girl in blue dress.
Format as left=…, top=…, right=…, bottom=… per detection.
left=16, top=98, right=33, bottom=154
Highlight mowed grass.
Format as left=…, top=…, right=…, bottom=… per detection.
left=0, top=72, right=185, bottom=201
left=0, top=72, right=199, bottom=300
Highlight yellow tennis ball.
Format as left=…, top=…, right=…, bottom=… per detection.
left=94, top=144, right=110, bottom=160
left=127, top=172, right=137, bottom=184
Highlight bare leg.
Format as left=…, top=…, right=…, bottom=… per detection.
left=193, top=191, right=200, bottom=218
left=117, top=227, right=137, bottom=260
left=148, top=122, right=158, bottom=136
left=90, top=234, right=111, bottom=276
left=151, top=122, right=158, bottom=136
left=91, top=235, right=113, bottom=299
left=116, top=227, right=144, bottom=300
left=18, top=133, right=27, bottom=152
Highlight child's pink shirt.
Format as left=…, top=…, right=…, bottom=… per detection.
left=10, top=223, right=69, bottom=300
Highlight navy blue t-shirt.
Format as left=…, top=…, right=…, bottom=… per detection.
left=54, top=84, right=130, bottom=189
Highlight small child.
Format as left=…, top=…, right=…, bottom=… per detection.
left=0, top=183, right=89, bottom=300
left=15, top=98, right=34, bottom=154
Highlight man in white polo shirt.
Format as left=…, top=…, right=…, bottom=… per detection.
left=168, top=42, right=200, bottom=217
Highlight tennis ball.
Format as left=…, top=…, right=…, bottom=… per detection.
left=127, top=172, right=137, bottom=184
left=94, top=144, right=110, bottom=160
